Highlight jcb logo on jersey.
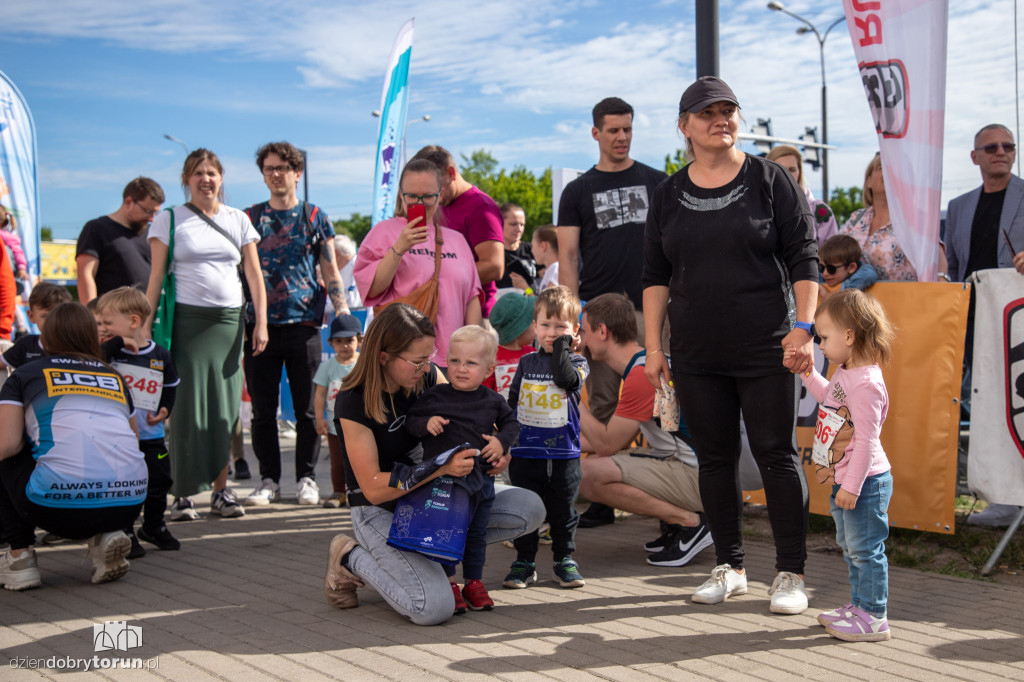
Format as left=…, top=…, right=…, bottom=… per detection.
left=44, top=368, right=127, bottom=404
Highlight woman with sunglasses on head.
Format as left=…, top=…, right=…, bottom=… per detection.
left=323, top=303, right=544, bottom=625
left=838, top=153, right=917, bottom=281
left=643, top=77, right=818, bottom=616
left=354, top=159, right=482, bottom=368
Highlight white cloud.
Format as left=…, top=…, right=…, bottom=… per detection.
left=9, top=0, right=1022, bottom=227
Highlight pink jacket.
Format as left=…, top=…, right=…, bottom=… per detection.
left=801, top=364, right=891, bottom=496
left=354, top=218, right=482, bottom=366
left=1, top=229, right=27, bottom=272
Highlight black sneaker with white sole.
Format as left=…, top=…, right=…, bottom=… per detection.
left=644, top=520, right=676, bottom=553
left=646, top=514, right=713, bottom=567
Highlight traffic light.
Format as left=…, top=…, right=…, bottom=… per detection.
left=801, top=127, right=820, bottom=169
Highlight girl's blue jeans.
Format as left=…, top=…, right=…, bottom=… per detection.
left=830, top=470, right=893, bottom=618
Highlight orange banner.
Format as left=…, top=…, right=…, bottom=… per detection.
left=747, top=282, right=969, bottom=534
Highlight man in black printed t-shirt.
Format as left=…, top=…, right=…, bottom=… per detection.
left=75, top=177, right=164, bottom=304
left=556, top=97, right=667, bottom=528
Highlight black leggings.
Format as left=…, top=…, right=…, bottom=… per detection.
left=675, top=371, right=808, bottom=574
left=0, top=445, right=141, bottom=550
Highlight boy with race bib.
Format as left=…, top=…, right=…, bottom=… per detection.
left=505, top=286, right=589, bottom=589
left=96, top=287, right=181, bottom=556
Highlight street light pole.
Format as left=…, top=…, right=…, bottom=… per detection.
left=767, top=2, right=845, bottom=202
left=163, top=134, right=190, bottom=155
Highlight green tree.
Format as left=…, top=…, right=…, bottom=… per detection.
left=460, top=150, right=553, bottom=238
left=664, top=149, right=688, bottom=176
left=828, top=187, right=864, bottom=227
left=332, top=213, right=372, bottom=246
left=40, top=227, right=52, bottom=241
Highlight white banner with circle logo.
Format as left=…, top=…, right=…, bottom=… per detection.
left=843, top=0, right=948, bottom=282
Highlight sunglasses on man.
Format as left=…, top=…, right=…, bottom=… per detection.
left=975, top=142, right=1016, bottom=154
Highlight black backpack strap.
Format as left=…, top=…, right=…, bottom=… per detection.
left=246, top=202, right=268, bottom=228
left=303, top=202, right=330, bottom=259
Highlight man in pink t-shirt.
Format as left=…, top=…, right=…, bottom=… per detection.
left=411, top=146, right=504, bottom=317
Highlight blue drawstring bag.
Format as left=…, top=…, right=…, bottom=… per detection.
left=387, top=475, right=471, bottom=564
left=386, top=443, right=474, bottom=564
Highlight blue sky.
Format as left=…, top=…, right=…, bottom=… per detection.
left=1, top=0, right=1020, bottom=240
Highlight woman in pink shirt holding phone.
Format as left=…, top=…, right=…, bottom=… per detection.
left=353, top=159, right=482, bottom=368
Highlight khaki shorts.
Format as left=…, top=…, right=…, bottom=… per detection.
left=612, top=452, right=703, bottom=513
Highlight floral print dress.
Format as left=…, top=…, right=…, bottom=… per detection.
left=839, top=207, right=917, bottom=281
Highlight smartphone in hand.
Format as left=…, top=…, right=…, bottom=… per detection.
left=407, top=203, right=426, bottom=225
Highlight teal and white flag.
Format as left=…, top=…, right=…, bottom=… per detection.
left=0, top=69, right=39, bottom=278
left=371, top=19, right=414, bottom=226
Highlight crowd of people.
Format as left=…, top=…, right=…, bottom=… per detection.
left=0, top=75, right=1021, bottom=642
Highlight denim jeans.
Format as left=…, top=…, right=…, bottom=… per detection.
left=831, top=470, right=893, bottom=618
left=347, top=484, right=544, bottom=626
left=444, top=477, right=495, bottom=581
left=244, top=324, right=322, bottom=483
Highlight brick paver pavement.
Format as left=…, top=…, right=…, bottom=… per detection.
left=2, top=435, right=1022, bottom=680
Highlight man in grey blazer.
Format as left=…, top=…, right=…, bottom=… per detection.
left=946, top=123, right=1024, bottom=527
left=944, top=124, right=1024, bottom=282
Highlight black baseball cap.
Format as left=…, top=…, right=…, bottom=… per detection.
left=679, top=76, right=740, bottom=115
left=329, top=314, right=362, bottom=339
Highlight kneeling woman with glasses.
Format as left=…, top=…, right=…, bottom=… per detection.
left=353, top=159, right=482, bottom=369
left=324, top=303, right=545, bottom=625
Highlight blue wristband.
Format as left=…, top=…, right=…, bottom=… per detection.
left=794, top=321, right=814, bottom=334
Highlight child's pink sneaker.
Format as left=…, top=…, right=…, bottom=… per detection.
left=824, top=605, right=891, bottom=642
left=817, top=603, right=854, bottom=626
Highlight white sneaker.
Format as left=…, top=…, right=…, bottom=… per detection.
left=967, top=503, right=1023, bottom=528
left=769, top=572, right=808, bottom=614
left=86, top=531, right=131, bottom=584
left=692, top=564, right=747, bottom=604
left=0, top=547, right=42, bottom=591
left=244, top=478, right=281, bottom=506
left=297, top=477, right=320, bottom=506
left=210, top=488, right=245, bottom=518
left=168, top=496, right=199, bottom=521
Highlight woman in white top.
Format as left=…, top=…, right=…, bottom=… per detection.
left=145, top=149, right=268, bottom=520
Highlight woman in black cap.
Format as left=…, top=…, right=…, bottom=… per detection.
left=642, top=76, right=818, bottom=615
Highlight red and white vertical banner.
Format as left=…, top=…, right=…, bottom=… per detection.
left=843, top=0, right=948, bottom=282
left=969, top=269, right=1024, bottom=506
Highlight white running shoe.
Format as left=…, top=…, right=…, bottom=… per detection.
left=691, top=564, right=748, bottom=604
left=168, top=496, right=199, bottom=521
left=86, top=531, right=131, bottom=584
left=297, top=477, right=320, bottom=506
left=210, top=488, right=245, bottom=518
left=769, top=572, right=808, bottom=615
left=0, top=547, right=42, bottom=591
left=244, top=478, right=281, bottom=506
